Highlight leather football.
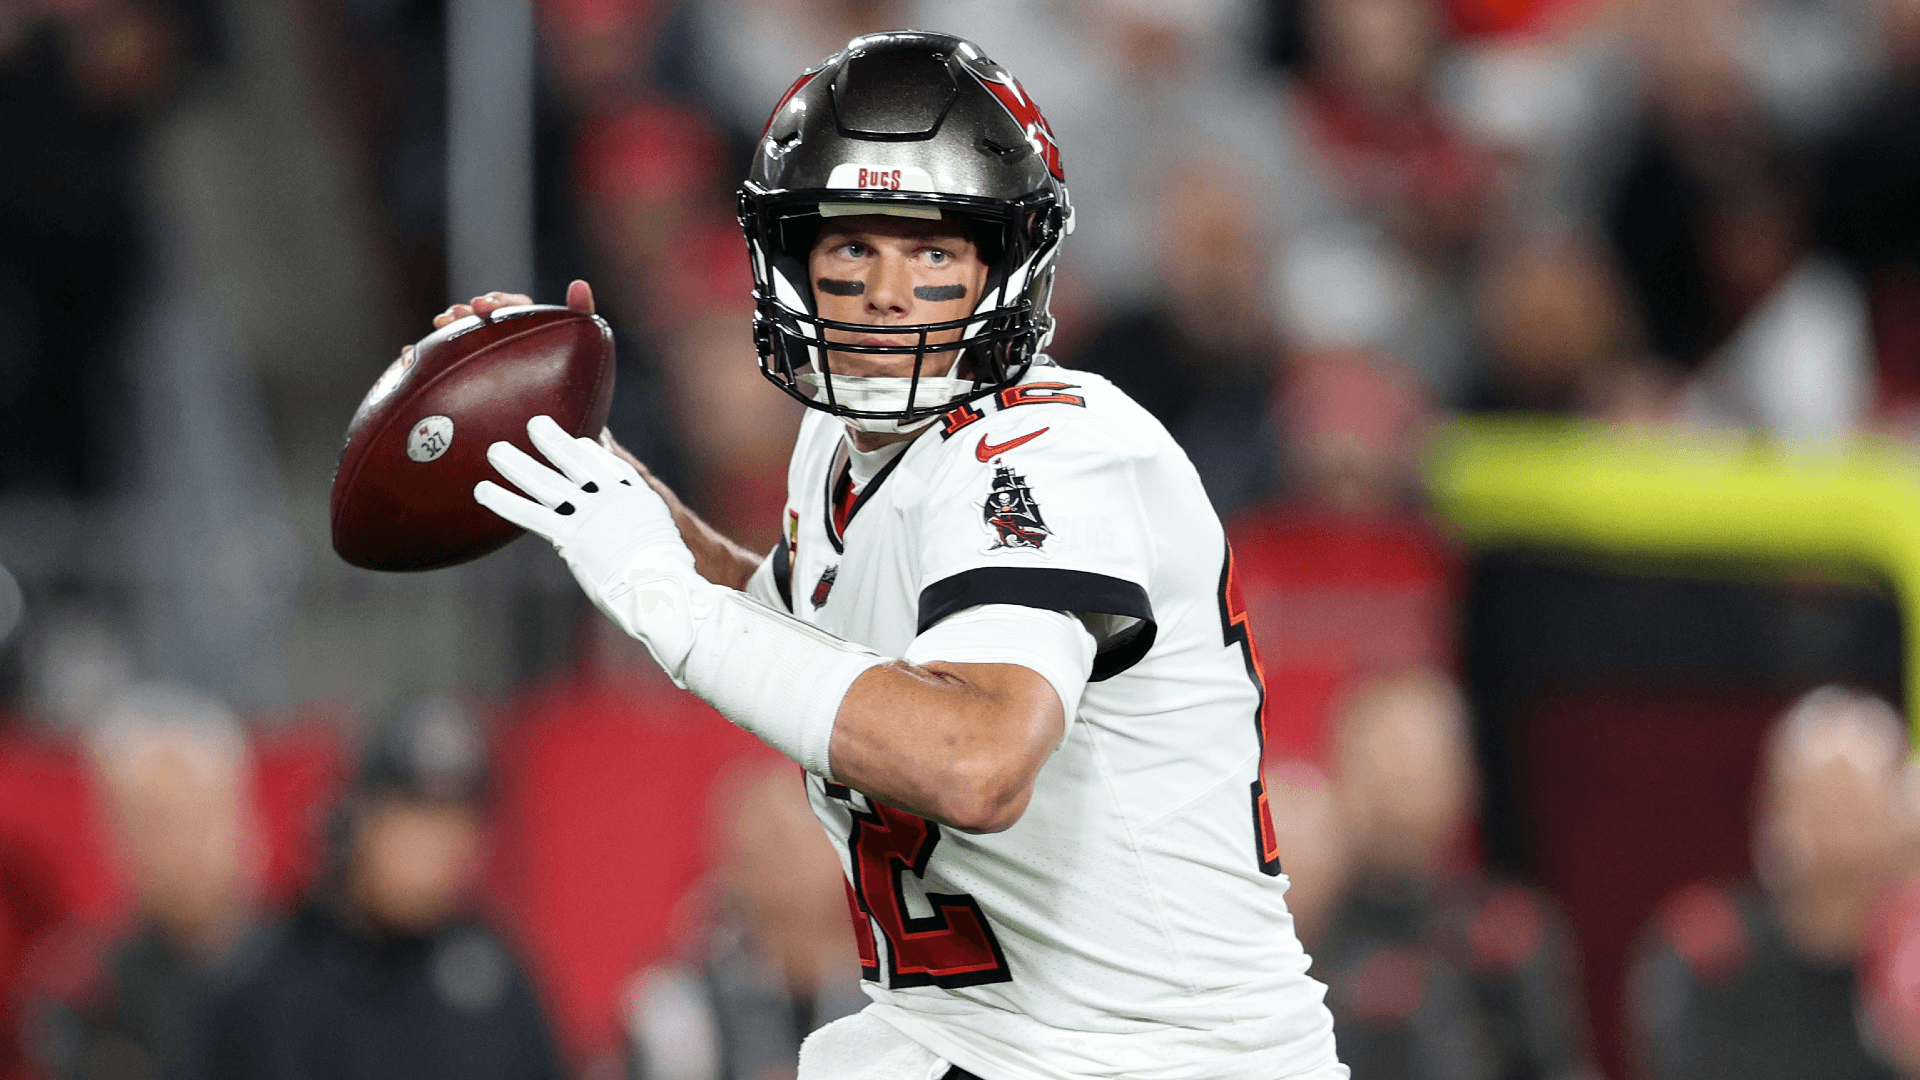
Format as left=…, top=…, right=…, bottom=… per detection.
left=331, top=306, right=616, bottom=571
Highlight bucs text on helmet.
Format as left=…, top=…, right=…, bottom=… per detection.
left=737, top=30, right=1073, bottom=433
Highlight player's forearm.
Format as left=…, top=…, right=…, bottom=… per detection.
left=604, top=437, right=760, bottom=590
left=829, top=661, right=1061, bottom=834
left=664, top=497, right=762, bottom=591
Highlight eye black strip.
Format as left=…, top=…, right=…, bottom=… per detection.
left=914, top=284, right=967, bottom=302
left=816, top=278, right=865, bottom=296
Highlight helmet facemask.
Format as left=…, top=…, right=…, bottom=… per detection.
left=742, top=190, right=1067, bottom=433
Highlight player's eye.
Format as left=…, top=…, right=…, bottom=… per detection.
left=841, top=242, right=868, bottom=259
left=925, top=248, right=949, bottom=266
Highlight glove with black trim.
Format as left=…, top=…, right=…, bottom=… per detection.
left=474, top=415, right=712, bottom=682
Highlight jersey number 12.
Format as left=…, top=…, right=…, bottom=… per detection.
left=827, top=784, right=1014, bottom=988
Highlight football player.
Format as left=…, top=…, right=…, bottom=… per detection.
left=457, top=31, right=1345, bottom=1080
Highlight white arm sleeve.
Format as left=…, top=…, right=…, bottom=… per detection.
left=903, top=604, right=1098, bottom=728
left=679, top=590, right=882, bottom=780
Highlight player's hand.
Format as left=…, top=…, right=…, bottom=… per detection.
left=405, top=281, right=598, bottom=366
left=429, top=279, right=596, bottom=328
left=475, top=415, right=708, bottom=680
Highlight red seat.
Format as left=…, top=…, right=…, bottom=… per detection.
left=484, top=678, right=781, bottom=1061
left=0, top=718, right=349, bottom=1069
left=1227, top=508, right=1458, bottom=764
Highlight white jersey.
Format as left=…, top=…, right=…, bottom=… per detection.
left=762, top=364, right=1339, bottom=1080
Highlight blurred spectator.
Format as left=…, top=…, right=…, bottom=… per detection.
left=1300, top=0, right=1496, bottom=261
left=19, top=685, right=257, bottom=1080
left=1278, top=349, right=1429, bottom=513
left=204, top=698, right=563, bottom=1080
left=1607, top=2, right=1874, bottom=438
left=1465, top=229, right=1668, bottom=419
left=1067, top=160, right=1287, bottom=514
left=1817, top=0, right=1920, bottom=425
left=0, top=0, right=220, bottom=496
left=1265, top=760, right=1352, bottom=948
left=1276, top=0, right=1498, bottom=403
left=622, top=763, right=861, bottom=1080
left=1316, top=669, right=1594, bottom=1080
left=1626, top=686, right=1909, bottom=1080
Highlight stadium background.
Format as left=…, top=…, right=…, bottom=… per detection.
left=2, top=0, right=1919, bottom=1076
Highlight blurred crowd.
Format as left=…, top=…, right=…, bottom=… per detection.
left=6, top=0, right=1920, bottom=1076
left=10, top=662, right=1920, bottom=1080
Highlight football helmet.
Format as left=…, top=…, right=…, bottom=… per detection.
left=738, top=31, right=1073, bottom=433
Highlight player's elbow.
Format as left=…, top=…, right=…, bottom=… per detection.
left=929, top=673, right=1059, bottom=833
left=936, top=767, right=1035, bottom=834
left=933, top=749, right=1039, bottom=834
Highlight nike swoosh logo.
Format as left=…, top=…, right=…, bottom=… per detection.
left=976, top=427, right=1049, bottom=462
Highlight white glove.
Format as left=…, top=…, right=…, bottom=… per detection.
left=475, top=415, right=714, bottom=683
left=476, top=415, right=882, bottom=779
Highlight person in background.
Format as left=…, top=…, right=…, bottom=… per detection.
left=1627, top=686, right=1911, bottom=1080
left=22, top=684, right=259, bottom=1080
left=1317, top=669, right=1595, bottom=1080
left=623, top=763, right=864, bottom=1080
left=1276, top=349, right=1429, bottom=514
left=1465, top=231, right=1660, bottom=420
left=1817, top=0, right=1920, bottom=427
left=203, top=698, right=563, bottom=1080
left=1066, top=159, right=1288, bottom=514
left=1263, top=760, right=1352, bottom=951
left=1606, top=2, right=1874, bottom=440
left=0, top=0, right=222, bottom=497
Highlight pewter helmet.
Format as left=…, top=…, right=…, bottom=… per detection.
left=738, top=30, right=1073, bottom=428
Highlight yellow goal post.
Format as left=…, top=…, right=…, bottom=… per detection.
left=1425, top=418, right=1920, bottom=732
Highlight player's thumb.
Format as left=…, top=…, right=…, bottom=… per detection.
left=567, top=279, right=595, bottom=315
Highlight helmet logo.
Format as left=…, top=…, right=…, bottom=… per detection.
left=974, top=69, right=1064, bottom=182
left=825, top=163, right=935, bottom=192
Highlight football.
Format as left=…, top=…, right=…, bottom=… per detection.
left=331, top=305, right=616, bottom=571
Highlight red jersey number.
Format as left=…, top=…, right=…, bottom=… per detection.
left=832, top=788, right=1013, bottom=988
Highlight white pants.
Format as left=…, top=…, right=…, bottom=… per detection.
left=797, top=1010, right=1350, bottom=1080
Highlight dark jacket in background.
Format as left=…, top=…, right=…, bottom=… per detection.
left=1628, top=882, right=1896, bottom=1080
left=204, top=905, right=563, bottom=1080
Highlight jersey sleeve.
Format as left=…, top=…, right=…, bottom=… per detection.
left=904, top=603, right=1097, bottom=724
left=916, top=423, right=1157, bottom=680
left=744, top=542, right=793, bottom=612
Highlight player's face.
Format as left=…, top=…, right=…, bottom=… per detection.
left=807, top=215, right=990, bottom=379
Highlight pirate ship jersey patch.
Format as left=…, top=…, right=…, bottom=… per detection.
left=981, top=461, right=1051, bottom=552
left=811, top=564, right=839, bottom=609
